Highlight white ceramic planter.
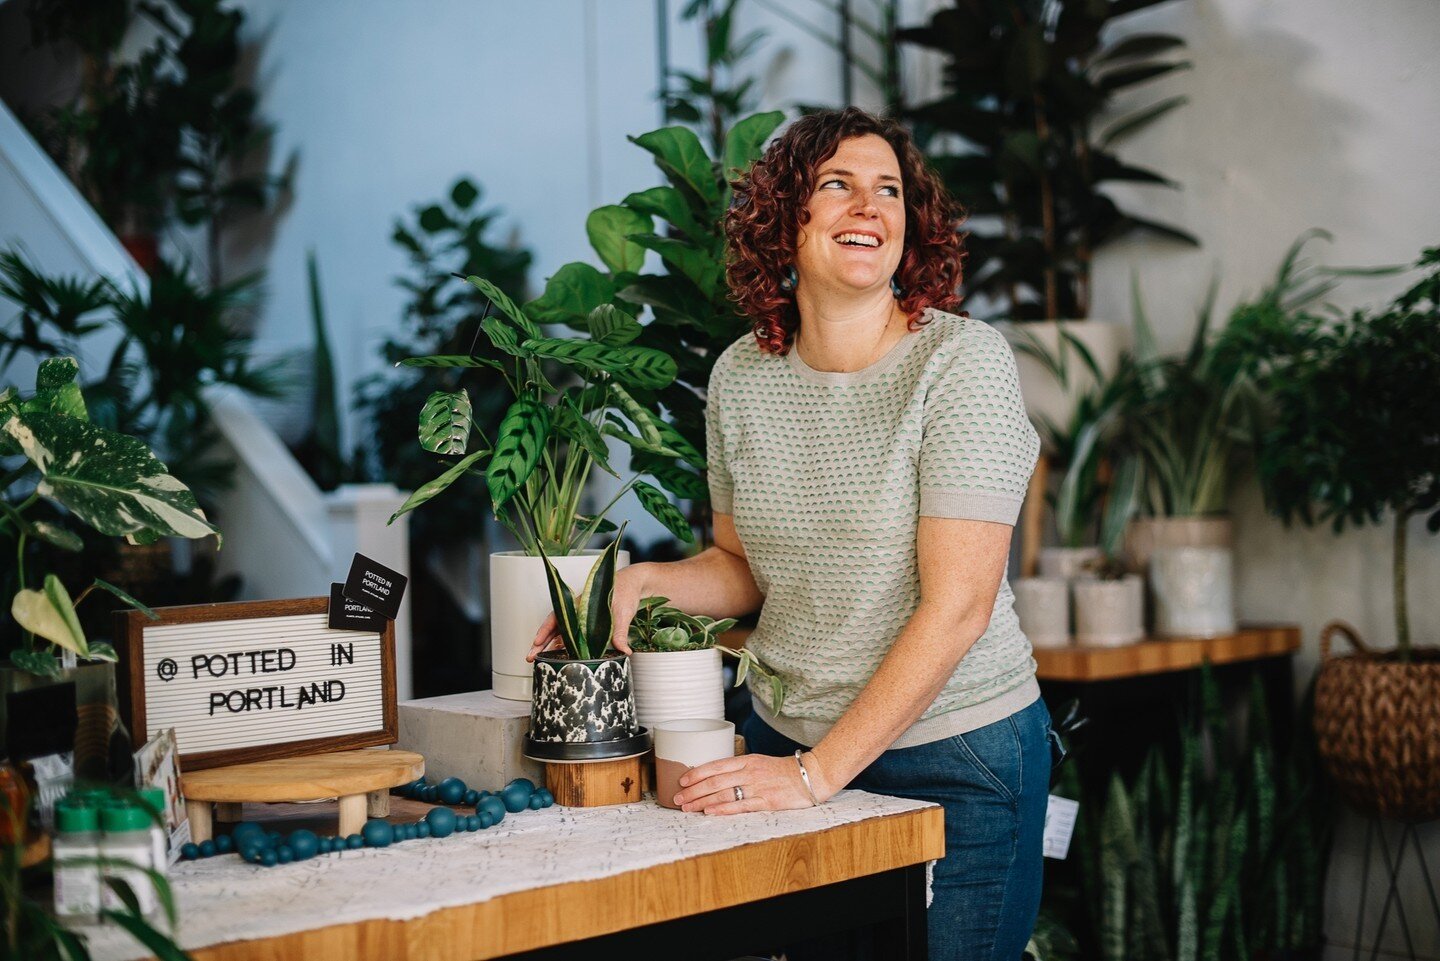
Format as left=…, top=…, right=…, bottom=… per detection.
left=1073, top=575, right=1144, bottom=647
left=630, top=648, right=725, bottom=729
left=1038, top=546, right=1102, bottom=580
left=1151, top=546, right=1236, bottom=638
left=1012, top=578, right=1071, bottom=649
left=489, top=549, right=630, bottom=701
left=1125, top=515, right=1232, bottom=574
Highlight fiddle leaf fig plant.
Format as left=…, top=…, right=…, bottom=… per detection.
left=629, top=595, right=786, bottom=712
left=2, top=357, right=216, bottom=676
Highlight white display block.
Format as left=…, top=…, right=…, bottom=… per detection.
left=397, top=690, right=543, bottom=790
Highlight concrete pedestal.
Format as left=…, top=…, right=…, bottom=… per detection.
left=397, top=690, right=543, bottom=790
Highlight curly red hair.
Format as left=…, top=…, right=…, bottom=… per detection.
left=724, top=107, right=966, bottom=355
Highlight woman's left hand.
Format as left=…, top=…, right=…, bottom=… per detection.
left=673, top=752, right=835, bottom=815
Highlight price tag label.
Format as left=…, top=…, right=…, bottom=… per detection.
left=1043, top=795, right=1079, bottom=860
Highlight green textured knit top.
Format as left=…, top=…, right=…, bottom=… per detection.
left=705, top=307, right=1042, bottom=749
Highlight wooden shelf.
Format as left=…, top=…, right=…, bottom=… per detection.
left=1033, top=625, right=1301, bottom=682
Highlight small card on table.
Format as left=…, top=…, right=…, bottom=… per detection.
left=341, top=553, right=408, bottom=621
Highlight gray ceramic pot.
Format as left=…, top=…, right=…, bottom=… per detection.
left=529, top=651, right=640, bottom=745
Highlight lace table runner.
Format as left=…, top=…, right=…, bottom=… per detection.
left=79, top=789, right=937, bottom=960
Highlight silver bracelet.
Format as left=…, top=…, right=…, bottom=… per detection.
left=794, top=750, right=821, bottom=806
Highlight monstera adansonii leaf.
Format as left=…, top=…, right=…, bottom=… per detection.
left=2, top=411, right=220, bottom=544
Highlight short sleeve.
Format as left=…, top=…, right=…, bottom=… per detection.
left=704, top=359, right=734, bottom=515
left=918, top=325, right=1040, bottom=525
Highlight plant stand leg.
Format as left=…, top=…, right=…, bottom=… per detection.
left=366, top=790, right=389, bottom=818
left=186, top=800, right=213, bottom=844
left=1369, top=822, right=1415, bottom=961
left=337, top=793, right=367, bottom=837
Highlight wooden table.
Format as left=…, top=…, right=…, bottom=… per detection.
left=173, top=799, right=943, bottom=961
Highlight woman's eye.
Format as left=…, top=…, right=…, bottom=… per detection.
left=821, top=179, right=846, bottom=189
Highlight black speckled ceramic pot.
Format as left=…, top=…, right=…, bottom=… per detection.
left=528, top=651, right=640, bottom=745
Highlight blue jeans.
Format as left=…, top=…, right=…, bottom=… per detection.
left=743, top=696, right=1052, bottom=961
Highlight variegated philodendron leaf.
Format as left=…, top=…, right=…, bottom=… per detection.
left=390, top=449, right=489, bottom=524
left=632, top=480, right=694, bottom=543
left=12, top=574, right=86, bottom=655
left=418, top=389, right=472, bottom=455
left=465, top=276, right=540, bottom=340
left=486, top=399, right=550, bottom=510
left=3, top=411, right=220, bottom=544
left=0, top=356, right=89, bottom=457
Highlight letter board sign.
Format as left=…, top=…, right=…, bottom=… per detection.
left=118, top=597, right=397, bottom=771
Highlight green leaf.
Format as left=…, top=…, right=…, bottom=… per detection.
left=630, top=234, right=721, bottom=300
left=4, top=411, right=220, bottom=544
left=622, top=186, right=706, bottom=240
left=523, top=338, right=633, bottom=375
left=464, top=275, right=539, bottom=340
left=629, top=126, right=720, bottom=207
left=539, top=548, right=586, bottom=659
left=587, top=205, right=653, bottom=274
left=419, top=390, right=472, bottom=455
left=576, top=527, right=627, bottom=658
left=608, top=383, right=665, bottom=447
left=588, top=304, right=643, bottom=346
left=13, top=576, right=87, bottom=655
left=450, top=178, right=480, bottom=209
left=99, top=909, right=191, bottom=961
left=525, top=263, right=616, bottom=326
left=389, top=449, right=489, bottom=523
left=613, top=345, right=679, bottom=390
left=633, top=480, right=694, bottom=543
left=89, top=578, right=159, bottom=620
left=27, top=356, right=88, bottom=421
left=398, top=355, right=504, bottom=370
left=85, top=640, right=119, bottom=662
left=722, top=111, right=785, bottom=182
left=603, top=422, right=682, bottom=459
left=652, top=416, right=706, bottom=470
left=418, top=205, right=454, bottom=233
left=9, top=648, right=60, bottom=676
left=486, top=399, right=551, bottom=509
left=30, top=521, right=83, bottom=552
left=553, top=401, right=616, bottom=477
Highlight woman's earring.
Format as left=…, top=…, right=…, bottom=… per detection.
left=890, top=275, right=904, bottom=298
left=780, top=266, right=798, bottom=292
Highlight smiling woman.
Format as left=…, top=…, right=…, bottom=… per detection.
left=540, top=108, right=1051, bottom=961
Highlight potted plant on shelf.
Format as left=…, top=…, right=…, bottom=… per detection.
left=1070, top=457, right=1144, bottom=648
left=627, top=595, right=784, bottom=728
left=897, top=0, right=1198, bottom=429
left=1, top=357, right=219, bottom=777
left=389, top=278, right=698, bottom=700
left=1228, top=244, right=1440, bottom=822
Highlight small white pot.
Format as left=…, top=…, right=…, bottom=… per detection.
left=1012, top=578, right=1071, bottom=649
left=1150, top=546, right=1236, bottom=638
left=489, top=549, right=630, bottom=701
left=1073, top=575, right=1144, bottom=647
left=630, top=648, right=725, bottom=729
left=1038, top=546, right=1102, bottom=580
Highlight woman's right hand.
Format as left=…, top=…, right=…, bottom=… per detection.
left=526, top=562, right=652, bottom=661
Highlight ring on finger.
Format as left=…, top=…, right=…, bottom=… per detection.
left=733, top=785, right=745, bottom=802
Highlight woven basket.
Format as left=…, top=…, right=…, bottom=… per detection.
left=1313, top=622, right=1440, bottom=822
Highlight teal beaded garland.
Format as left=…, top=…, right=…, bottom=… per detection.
left=260, top=849, right=277, bottom=867
left=436, top=777, right=466, bottom=806
left=465, top=814, right=481, bottom=831
left=501, top=784, right=531, bottom=813
left=215, top=834, right=234, bottom=854
left=415, top=821, right=430, bottom=838
left=199, top=839, right=217, bottom=857
left=276, top=845, right=293, bottom=864
left=426, top=807, right=457, bottom=838
left=529, top=794, right=545, bottom=810
left=463, top=790, right=479, bottom=806
left=478, top=796, right=506, bottom=824
left=362, top=819, right=394, bottom=848
left=346, top=834, right=364, bottom=849
left=289, top=830, right=319, bottom=861
left=180, top=842, right=199, bottom=860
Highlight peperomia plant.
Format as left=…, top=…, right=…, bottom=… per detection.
left=388, top=277, right=700, bottom=557
left=629, top=595, right=786, bottom=712
left=1, top=357, right=219, bottom=676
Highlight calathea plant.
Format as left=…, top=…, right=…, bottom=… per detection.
left=388, top=277, right=698, bottom=557
left=629, top=595, right=785, bottom=711
left=1, top=357, right=219, bottom=676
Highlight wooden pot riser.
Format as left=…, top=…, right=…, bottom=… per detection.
left=543, top=756, right=644, bottom=807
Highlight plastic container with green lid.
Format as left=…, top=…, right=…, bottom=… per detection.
left=53, top=798, right=101, bottom=920
left=136, top=786, right=170, bottom=868
left=100, top=802, right=158, bottom=917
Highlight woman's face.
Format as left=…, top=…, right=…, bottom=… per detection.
left=793, top=134, right=906, bottom=299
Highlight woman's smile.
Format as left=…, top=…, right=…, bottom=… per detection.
left=794, top=133, right=905, bottom=293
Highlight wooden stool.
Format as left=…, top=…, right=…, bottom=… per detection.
left=181, top=749, right=424, bottom=843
